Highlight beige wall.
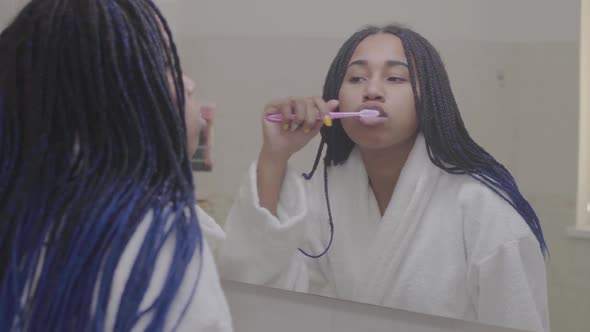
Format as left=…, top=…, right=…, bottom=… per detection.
left=579, top=0, right=590, bottom=228
left=2, top=1, right=588, bottom=331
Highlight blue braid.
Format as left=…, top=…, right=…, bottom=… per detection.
left=0, top=0, right=202, bottom=331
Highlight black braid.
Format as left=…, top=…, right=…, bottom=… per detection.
left=0, top=0, right=201, bottom=330
left=303, top=23, right=547, bottom=258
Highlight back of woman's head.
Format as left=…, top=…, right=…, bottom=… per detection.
left=0, top=0, right=201, bottom=330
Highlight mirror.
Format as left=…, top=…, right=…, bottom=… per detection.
left=159, top=1, right=588, bottom=332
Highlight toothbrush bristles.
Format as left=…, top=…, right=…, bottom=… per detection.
left=359, top=109, right=380, bottom=117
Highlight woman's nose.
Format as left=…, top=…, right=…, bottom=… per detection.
left=183, top=75, right=196, bottom=95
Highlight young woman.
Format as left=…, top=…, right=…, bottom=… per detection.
left=217, top=24, right=549, bottom=332
left=0, top=0, right=232, bottom=330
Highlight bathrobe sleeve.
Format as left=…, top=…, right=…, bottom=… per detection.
left=216, top=162, right=330, bottom=293
left=463, top=184, right=550, bottom=332
left=472, top=236, right=549, bottom=332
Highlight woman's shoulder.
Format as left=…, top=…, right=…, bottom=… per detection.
left=440, top=173, right=541, bottom=260
left=108, top=208, right=233, bottom=331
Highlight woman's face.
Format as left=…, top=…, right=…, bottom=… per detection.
left=159, top=23, right=211, bottom=159
left=338, top=33, right=418, bottom=151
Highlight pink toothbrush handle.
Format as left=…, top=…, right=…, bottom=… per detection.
left=265, top=112, right=355, bottom=122
left=265, top=113, right=326, bottom=122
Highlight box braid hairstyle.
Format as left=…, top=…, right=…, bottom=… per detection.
left=0, top=0, right=202, bottom=330
left=301, top=24, right=548, bottom=259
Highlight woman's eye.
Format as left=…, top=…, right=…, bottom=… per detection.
left=349, top=76, right=365, bottom=83
left=387, top=76, right=406, bottom=82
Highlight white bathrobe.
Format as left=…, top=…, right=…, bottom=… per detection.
left=107, top=206, right=233, bottom=332
left=214, top=134, right=549, bottom=332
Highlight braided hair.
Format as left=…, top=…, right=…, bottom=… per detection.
left=0, top=0, right=201, bottom=330
left=302, top=24, right=547, bottom=258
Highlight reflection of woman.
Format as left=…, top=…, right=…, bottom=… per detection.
left=0, top=0, right=231, bottom=330
left=216, top=24, right=548, bottom=332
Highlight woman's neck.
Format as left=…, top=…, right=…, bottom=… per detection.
left=360, top=134, right=417, bottom=215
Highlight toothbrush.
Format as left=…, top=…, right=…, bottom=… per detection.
left=265, top=109, right=380, bottom=122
